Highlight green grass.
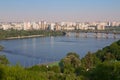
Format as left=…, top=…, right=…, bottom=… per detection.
left=47, top=61, right=59, bottom=67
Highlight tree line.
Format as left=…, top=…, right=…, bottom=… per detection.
left=0, top=40, right=120, bottom=80
left=0, top=29, right=65, bottom=40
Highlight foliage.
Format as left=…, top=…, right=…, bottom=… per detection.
left=81, top=51, right=101, bottom=70
left=48, top=65, right=61, bottom=73
left=59, top=52, right=81, bottom=73
left=0, top=55, right=9, bottom=65
left=67, top=52, right=80, bottom=58
left=27, top=65, right=48, bottom=72
left=95, top=40, right=120, bottom=61
left=5, top=65, right=48, bottom=80
left=0, top=64, right=7, bottom=80
left=0, top=29, right=65, bottom=40
left=88, top=61, right=120, bottom=80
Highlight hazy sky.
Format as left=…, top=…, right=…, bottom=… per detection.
left=0, top=0, right=120, bottom=22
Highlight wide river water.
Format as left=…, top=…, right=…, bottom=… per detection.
left=0, top=32, right=120, bottom=67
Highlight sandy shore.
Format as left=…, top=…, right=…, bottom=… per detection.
left=5, top=35, right=44, bottom=40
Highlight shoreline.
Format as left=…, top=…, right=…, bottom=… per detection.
left=37, top=61, right=59, bottom=66
left=4, top=35, right=44, bottom=40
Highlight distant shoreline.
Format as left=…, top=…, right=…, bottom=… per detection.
left=0, top=29, right=65, bottom=40
left=5, top=35, right=44, bottom=40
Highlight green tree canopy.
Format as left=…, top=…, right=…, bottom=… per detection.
left=0, top=55, right=9, bottom=65
left=88, top=61, right=120, bottom=80
left=59, top=52, right=81, bottom=73
left=81, top=52, right=101, bottom=70
left=95, top=40, right=120, bottom=61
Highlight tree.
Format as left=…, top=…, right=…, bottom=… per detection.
left=28, top=65, right=48, bottom=72
left=0, top=55, right=9, bottom=65
left=0, top=65, right=7, bottom=80
left=103, top=52, right=115, bottom=61
left=95, top=40, right=120, bottom=61
left=88, top=61, right=120, bottom=80
left=48, top=65, right=61, bottom=73
left=109, top=42, right=120, bottom=60
left=81, top=52, right=101, bottom=70
left=67, top=52, right=80, bottom=59
left=59, top=52, right=81, bottom=73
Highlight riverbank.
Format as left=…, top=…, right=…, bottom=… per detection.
left=0, top=45, right=4, bottom=51
left=5, top=35, right=44, bottom=40
left=0, top=29, right=66, bottom=40
left=38, top=61, right=59, bottom=67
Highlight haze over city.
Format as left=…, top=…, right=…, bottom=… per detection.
left=0, top=0, right=120, bottom=22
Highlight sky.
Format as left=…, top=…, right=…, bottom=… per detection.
left=0, top=0, right=120, bottom=22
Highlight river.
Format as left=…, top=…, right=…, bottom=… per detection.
left=0, top=32, right=120, bottom=67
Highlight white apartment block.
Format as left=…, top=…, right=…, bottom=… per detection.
left=97, top=25, right=105, bottom=30
left=23, top=22, right=32, bottom=30
left=78, top=23, right=89, bottom=30
left=0, top=21, right=119, bottom=31
left=2, top=24, right=12, bottom=30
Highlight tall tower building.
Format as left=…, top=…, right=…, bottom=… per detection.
left=41, top=21, right=47, bottom=30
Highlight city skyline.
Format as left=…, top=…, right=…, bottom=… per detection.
left=0, top=0, right=120, bottom=22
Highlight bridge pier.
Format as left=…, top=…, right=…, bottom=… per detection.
left=95, top=32, right=98, bottom=38
left=105, top=33, right=109, bottom=39
left=113, top=33, right=117, bottom=39
left=95, top=32, right=102, bottom=38
left=66, top=32, right=70, bottom=37
left=84, top=32, right=87, bottom=38
left=75, top=32, right=80, bottom=38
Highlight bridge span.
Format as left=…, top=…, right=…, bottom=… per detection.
left=65, top=30, right=120, bottom=39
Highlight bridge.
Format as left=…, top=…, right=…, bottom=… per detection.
left=65, top=30, right=120, bottom=39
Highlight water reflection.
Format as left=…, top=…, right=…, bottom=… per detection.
left=32, top=38, right=36, bottom=51
left=22, top=39, right=27, bottom=53
left=50, top=36, right=54, bottom=48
